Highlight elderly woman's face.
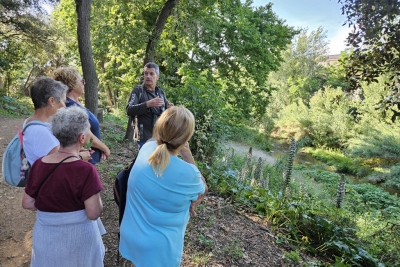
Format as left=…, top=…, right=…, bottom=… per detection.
left=82, top=125, right=91, bottom=146
left=48, top=93, right=66, bottom=116
left=53, top=93, right=66, bottom=112
left=73, top=74, right=85, bottom=96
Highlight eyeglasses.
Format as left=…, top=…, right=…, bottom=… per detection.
left=81, top=79, right=85, bottom=85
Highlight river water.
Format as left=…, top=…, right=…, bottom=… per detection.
left=268, top=140, right=399, bottom=196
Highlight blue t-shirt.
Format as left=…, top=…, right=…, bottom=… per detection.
left=119, top=141, right=205, bottom=267
left=66, top=97, right=102, bottom=164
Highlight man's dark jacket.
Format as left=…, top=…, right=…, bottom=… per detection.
left=126, top=84, right=168, bottom=142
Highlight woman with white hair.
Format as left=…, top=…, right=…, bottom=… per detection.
left=22, top=106, right=105, bottom=267
left=119, top=106, right=208, bottom=267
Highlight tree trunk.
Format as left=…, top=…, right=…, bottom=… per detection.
left=143, top=0, right=180, bottom=64
left=125, top=0, right=180, bottom=141
left=75, top=0, right=98, bottom=116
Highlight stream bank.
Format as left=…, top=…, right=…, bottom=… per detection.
left=225, top=139, right=400, bottom=196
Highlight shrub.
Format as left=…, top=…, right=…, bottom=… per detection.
left=274, top=87, right=356, bottom=148
left=348, top=183, right=400, bottom=212
left=168, top=67, right=229, bottom=163
left=384, top=164, right=400, bottom=191
left=0, top=96, right=32, bottom=116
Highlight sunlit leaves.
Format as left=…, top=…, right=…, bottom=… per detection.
left=338, top=0, right=400, bottom=120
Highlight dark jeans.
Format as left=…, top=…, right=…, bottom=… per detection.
left=137, top=141, right=145, bottom=150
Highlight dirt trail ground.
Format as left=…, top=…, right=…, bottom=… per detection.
left=0, top=116, right=303, bottom=267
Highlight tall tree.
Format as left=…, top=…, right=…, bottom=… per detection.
left=0, top=0, right=61, bottom=95
left=268, top=27, right=329, bottom=109
left=144, top=0, right=180, bottom=64
left=167, top=0, right=296, bottom=118
left=75, top=0, right=98, bottom=115
left=54, top=0, right=295, bottom=135
left=125, top=0, right=180, bottom=140
left=0, top=0, right=54, bottom=43
left=338, top=0, right=400, bottom=120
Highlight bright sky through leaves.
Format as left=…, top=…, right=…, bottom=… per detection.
left=253, top=0, right=350, bottom=54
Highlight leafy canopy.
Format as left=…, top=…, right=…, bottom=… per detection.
left=338, top=0, right=400, bottom=120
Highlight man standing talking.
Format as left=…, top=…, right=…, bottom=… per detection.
left=126, top=62, right=173, bottom=148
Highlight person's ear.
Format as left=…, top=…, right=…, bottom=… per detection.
left=79, top=133, right=85, bottom=145
left=48, top=97, right=55, bottom=107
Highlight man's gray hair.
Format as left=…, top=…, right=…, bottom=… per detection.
left=51, top=106, right=90, bottom=148
left=144, top=62, right=159, bottom=75
left=30, top=77, right=68, bottom=110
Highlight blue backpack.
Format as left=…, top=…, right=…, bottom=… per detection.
left=2, top=121, right=48, bottom=187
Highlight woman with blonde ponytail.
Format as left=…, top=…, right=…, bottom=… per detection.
left=119, top=106, right=207, bottom=267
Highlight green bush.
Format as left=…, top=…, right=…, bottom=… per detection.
left=228, top=122, right=271, bottom=151
left=0, top=96, right=32, bottom=117
left=348, top=126, right=400, bottom=161
left=168, top=67, right=229, bottom=163
left=275, top=87, right=356, bottom=148
left=304, top=147, right=371, bottom=176
left=348, top=183, right=400, bottom=212
left=384, top=164, right=400, bottom=191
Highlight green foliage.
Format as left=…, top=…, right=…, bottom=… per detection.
left=267, top=27, right=331, bottom=112
left=282, top=139, right=296, bottom=194
left=348, top=183, right=400, bottom=212
left=274, top=87, right=356, bottom=148
left=299, top=214, right=381, bottom=267
left=168, top=67, right=229, bottom=162
left=173, top=1, right=297, bottom=118
left=202, top=145, right=397, bottom=266
left=284, top=250, right=301, bottom=263
left=304, top=148, right=370, bottom=176
left=102, top=109, right=127, bottom=146
left=348, top=127, right=400, bottom=161
left=338, top=0, right=400, bottom=120
left=305, top=88, right=355, bottom=148
left=228, top=122, right=271, bottom=151
left=384, top=164, right=400, bottom=191
left=0, top=0, right=66, bottom=97
left=0, top=96, right=32, bottom=117
left=53, top=0, right=296, bottom=119
left=324, top=53, right=350, bottom=91
left=197, top=234, right=214, bottom=251
left=222, top=239, right=243, bottom=260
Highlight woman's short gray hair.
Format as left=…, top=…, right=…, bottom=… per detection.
left=51, top=106, right=90, bottom=148
left=30, top=77, right=68, bottom=110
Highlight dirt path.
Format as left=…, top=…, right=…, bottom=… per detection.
left=0, top=117, right=32, bottom=267
left=0, top=116, right=304, bottom=267
left=223, top=142, right=277, bottom=165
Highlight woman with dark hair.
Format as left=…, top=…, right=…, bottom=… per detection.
left=119, top=106, right=208, bottom=267
left=22, top=106, right=105, bottom=267
left=53, top=67, right=110, bottom=164
left=23, top=77, right=68, bottom=165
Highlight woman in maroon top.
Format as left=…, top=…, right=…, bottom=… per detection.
left=22, top=106, right=105, bottom=267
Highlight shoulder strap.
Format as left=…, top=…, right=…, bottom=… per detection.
left=22, top=121, right=48, bottom=134
left=37, top=155, right=80, bottom=193
left=139, top=84, right=144, bottom=102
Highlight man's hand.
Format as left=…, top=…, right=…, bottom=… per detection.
left=146, top=96, right=164, bottom=108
